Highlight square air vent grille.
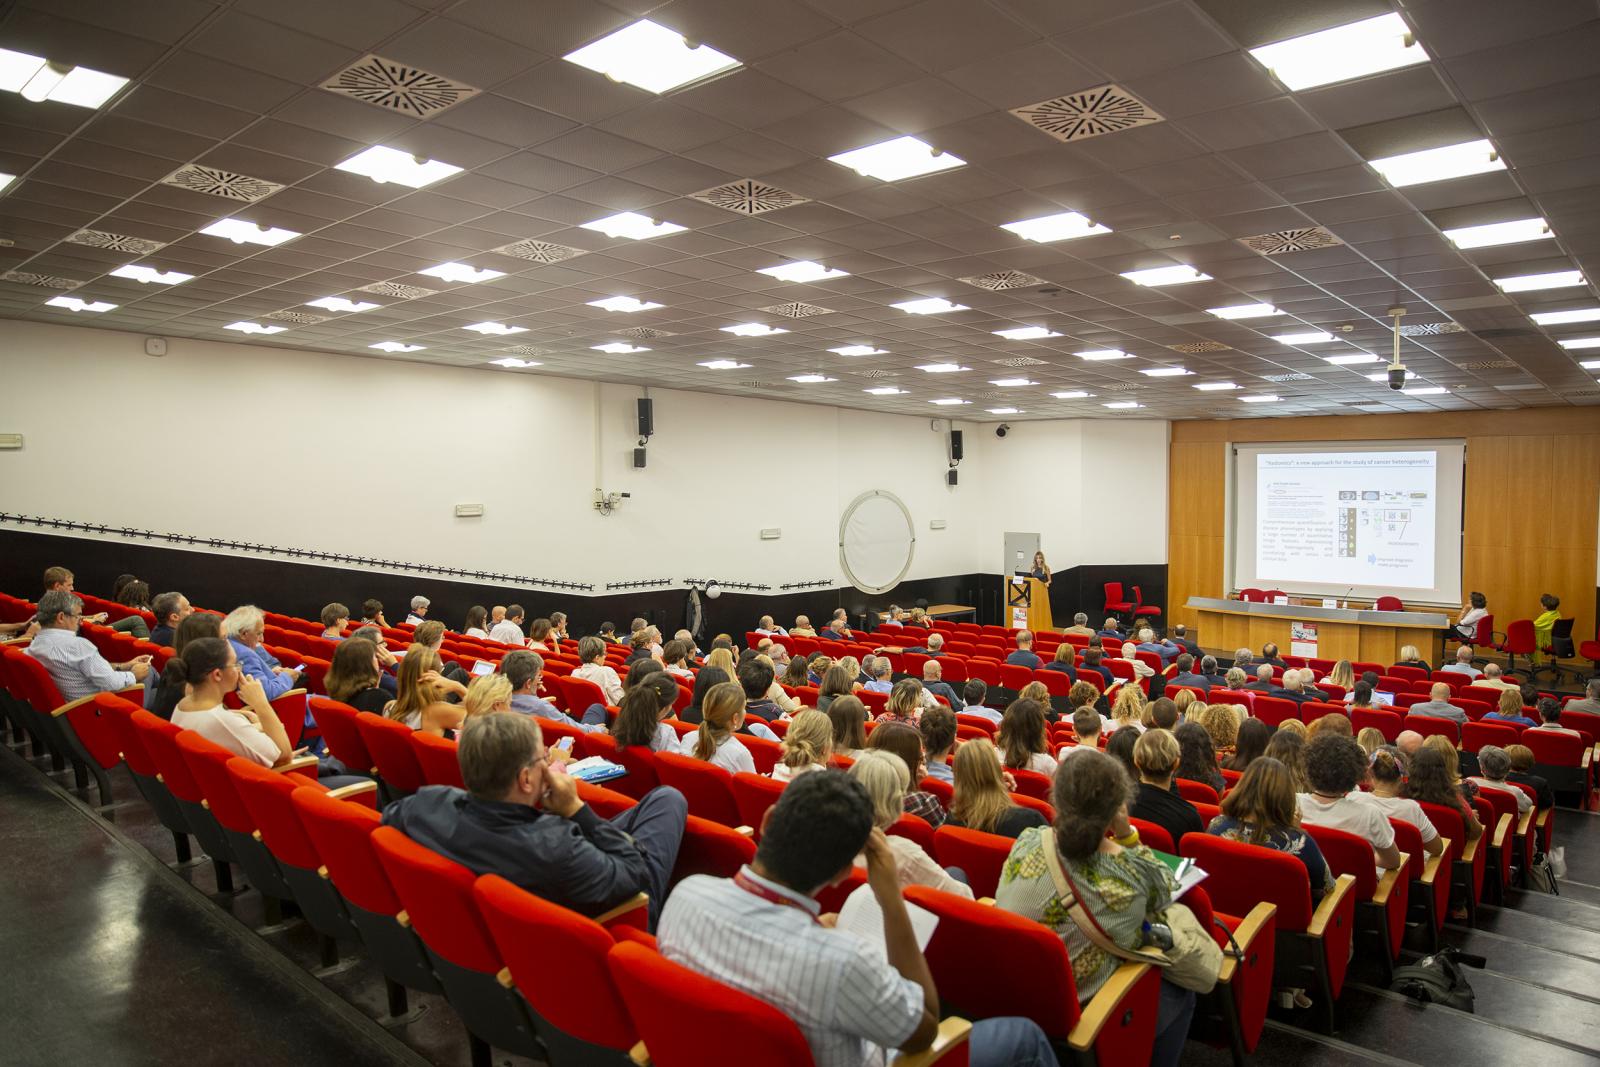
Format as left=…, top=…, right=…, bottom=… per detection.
left=691, top=179, right=809, bottom=215
left=737, top=380, right=773, bottom=388
left=3, top=270, right=83, bottom=289
left=1456, top=359, right=1516, bottom=369
left=617, top=327, right=672, bottom=339
left=492, top=238, right=587, bottom=263
left=265, top=310, right=328, bottom=325
left=1010, top=84, right=1164, bottom=143
left=1237, top=226, right=1343, bottom=255
left=1398, top=322, right=1465, bottom=336
left=65, top=229, right=166, bottom=254
left=858, top=368, right=894, bottom=379
left=321, top=55, right=480, bottom=117
left=1102, top=382, right=1141, bottom=392
left=762, top=302, right=832, bottom=318
left=161, top=164, right=284, bottom=202
left=1168, top=341, right=1232, bottom=353
left=960, top=269, right=1046, bottom=291
left=357, top=281, right=439, bottom=299
left=1261, top=372, right=1314, bottom=382
left=507, top=345, right=549, bottom=356
left=993, top=356, right=1048, bottom=367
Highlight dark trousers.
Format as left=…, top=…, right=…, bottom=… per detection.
left=608, top=786, right=687, bottom=929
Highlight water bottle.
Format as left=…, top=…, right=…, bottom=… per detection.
left=1143, top=920, right=1174, bottom=950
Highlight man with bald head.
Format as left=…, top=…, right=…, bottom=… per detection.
left=1245, top=663, right=1277, bottom=694
left=1476, top=662, right=1520, bottom=692
left=1396, top=730, right=1424, bottom=758
left=921, top=658, right=963, bottom=712
left=1409, top=683, right=1467, bottom=724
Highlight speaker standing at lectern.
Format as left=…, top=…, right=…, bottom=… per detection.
left=1030, top=550, right=1052, bottom=586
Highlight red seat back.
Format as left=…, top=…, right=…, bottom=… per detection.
left=580, top=732, right=662, bottom=800
left=1176, top=778, right=1219, bottom=804
left=1375, top=596, right=1403, bottom=612
left=371, top=826, right=503, bottom=974
left=741, top=734, right=783, bottom=776
left=671, top=814, right=757, bottom=887
left=1253, top=696, right=1299, bottom=728
left=309, top=697, right=374, bottom=774
left=731, top=772, right=786, bottom=834
left=1350, top=707, right=1402, bottom=742
left=887, top=812, right=936, bottom=852
left=1522, top=729, right=1586, bottom=767
left=1008, top=767, right=1052, bottom=801
left=412, top=730, right=465, bottom=787
left=100, top=696, right=157, bottom=775
left=229, top=758, right=325, bottom=870
left=1500, top=619, right=1535, bottom=655
left=1128, top=818, right=1175, bottom=853
left=1180, top=833, right=1312, bottom=932
left=653, top=751, right=741, bottom=826
left=1403, top=715, right=1460, bottom=745
left=931, top=824, right=1013, bottom=898
left=1462, top=721, right=1520, bottom=752
left=132, top=709, right=204, bottom=802
left=356, top=712, right=427, bottom=794
left=72, top=692, right=137, bottom=769
left=175, top=729, right=258, bottom=833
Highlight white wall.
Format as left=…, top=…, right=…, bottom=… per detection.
left=0, top=319, right=1168, bottom=590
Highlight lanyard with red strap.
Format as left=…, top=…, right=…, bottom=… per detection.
left=733, top=867, right=821, bottom=925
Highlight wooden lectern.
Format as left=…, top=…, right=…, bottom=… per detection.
left=1005, top=576, right=1053, bottom=633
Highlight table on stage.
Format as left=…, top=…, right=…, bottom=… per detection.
left=1187, top=596, right=1448, bottom=664
left=877, top=604, right=977, bottom=622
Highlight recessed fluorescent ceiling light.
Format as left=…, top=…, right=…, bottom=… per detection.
left=0, top=172, right=14, bottom=193
left=200, top=219, right=300, bottom=246
left=1368, top=139, right=1503, bottom=187
left=1193, top=382, right=1237, bottom=391
left=45, top=296, right=116, bottom=312
left=893, top=297, right=968, bottom=314
left=588, top=295, right=663, bottom=313
left=989, top=378, right=1036, bottom=387
left=987, top=407, right=1021, bottom=415
left=419, top=262, right=505, bottom=284
left=371, top=341, right=424, bottom=353
left=1000, top=211, right=1110, bottom=243
left=1239, top=395, right=1281, bottom=403
left=1442, top=218, right=1550, bottom=249
left=592, top=342, right=650, bottom=354
left=1076, top=349, right=1129, bottom=361
left=1248, top=13, right=1427, bottom=91
left=579, top=211, right=686, bottom=240
left=307, top=296, right=380, bottom=313
left=1120, top=265, right=1211, bottom=286
left=917, top=363, right=969, bottom=373
left=788, top=374, right=837, bottom=383
left=830, top=345, right=886, bottom=356
left=562, top=19, right=740, bottom=94
left=993, top=326, right=1061, bottom=340
left=1051, top=390, right=1093, bottom=399
left=1323, top=353, right=1380, bottom=365
left=1103, top=400, right=1141, bottom=409
left=224, top=321, right=286, bottom=335
left=1365, top=370, right=1417, bottom=382
left=929, top=398, right=969, bottom=405
left=1581, top=359, right=1600, bottom=369
left=758, top=260, right=849, bottom=283
left=828, top=136, right=965, bottom=182
left=864, top=386, right=908, bottom=395
left=1494, top=270, right=1584, bottom=293
left=463, top=321, right=528, bottom=335
left=1140, top=367, right=1190, bottom=377
left=111, top=264, right=192, bottom=284
left=1530, top=307, right=1600, bottom=325
left=1558, top=337, right=1600, bottom=350
left=1401, top=385, right=1448, bottom=396
left=1207, top=303, right=1279, bottom=319
left=333, top=145, right=462, bottom=188
left=721, top=322, right=787, bottom=337
left=0, top=48, right=128, bottom=108
left=697, top=359, right=750, bottom=369
left=1274, top=331, right=1335, bottom=344
left=490, top=357, right=541, bottom=368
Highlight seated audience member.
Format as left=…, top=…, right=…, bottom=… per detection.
left=1096, top=617, right=1125, bottom=641
left=818, top=664, right=858, bottom=712
left=1197, top=702, right=1240, bottom=760
left=405, top=596, right=430, bottom=626
left=111, top=580, right=153, bottom=640
left=1220, top=666, right=1249, bottom=693
left=680, top=666, right=729, bottom=726
left=1006, top=630, right=1042, bottom=670
left=919, top=708, right=958, bottom=785
left=1173, top=720, right=1224, bottom=794
left=659, top=771, right=1054, bottom=1066
left=998, top=698, right=1057, bottom=778
left=461, top=606, right=490, bottom=639
left=1104, top=724, right=1140, bottom=780
left=150, top=612, right=224, bottom=718
left=350, top=624, right=399, bottom=689
left=1356, top=727, right=1387, bottom=757
left=1296, top=735, right=1403, bottom=868
left=1259, top=642, right=1286, bottom=669
left=1504, top=745, right=1555, bottom=809
left=386, top=648, right=466, bottom=737
left=612, top=685, right=679, bottom=753
left=996, top=750, right=1196, bottom=1067
left=360, top=599, right=388, bottom=628
left=1245, top=664, right=1278, bottom=694
left=1265, top=730, right=1310, bottom=791
left=549, top=612, right=570, bottom=642
left=572, top=635, right=625, bottom=706
left=1227, top=717, right=1273, bottom=773
left=1232, top=648, right=1254, bottom=675
left=1147, top=696, right=1179, bottom=733
left=850, top=751, right=969, bottom=896
left=1118, top=641, right=1154, bottom=681
left=788, top=614, right=817, bottom=638
left=1483, top=687, right=1537, bottom=728
left=1043, top=642, right=1077, bottom=681
left=489, top=605, right=527, bottom=646
left=387, top=712, right=685, bottom=927
left=875, top=679, right=925, bottom=726
left=1566, top=677, right=1600, bottom=715
left=739, top=658, right=782, bottom=721
left=1078, top=647, right=1113, bottom=686
left=1395, top=729, right=1423, bottom=758
left=771, top=709, right=832, bottom=781
left=325, top=637, right=392, bottom=713
left=1353, top=748, right=1443, bottom=855
left=676, top=681, right=755, bottom=773
left=962, top=679, right=1003, bottom=724
left=597, top=621, right=621, bottom=645
left=920, top=659, right=963, bottom=711
left=1451, top=591, right=1489, bottom=641
left=1475, top=662, right=1519, bottom=691
left=320, top=603, right=349, bottom=641
left=1063, top=612, right=1095, bottom=638
left=168, top=637, right=291, bottom=769
left=1107, top=683, right=1146, bottom=736
left=1196, top=655, right=1226, bottom=688
left=1136, top=628, right=1180, bottom=665
left=1441, top=645, right=1482, bottom=679
left=1408, top=682, right=1467, bottom=724
left=503, top=649, right=605, bottom=732
left=25, top=590, right=151, bottom=700
left=1407, top=745, right=1484, bottom=857
left=1394, top=644, right=1432, bottom=673
left=1320, top=659, right=1355, bottom=690
left=1467, top=744, right=1532, bottom=816
left=1207, top=757, right=1335, bottom=907
left=867, top=720, right=947, bottom=827
left=1169, top=654, right=1210, bottom=693
left=1063, top=707, right=1103, bottom=756
left=1306, top=713, right=1353, bottom=742
left=754, top=614, right=787, bottom=636
left=1533, top=696, right=1582, bottom=737
left=778, top=654, right=810, bottom=689
left=222, top=605, right=301, bottom=699
left=869, top=630, right=947, bottom=658
left=948, top=739, right=1047, bottom=838
left=525, top=617, right=556, bottom=652
left=1518, top=681, right=1540, bottom=712
left=622, top=629, right=655, bottom=666
left=1169, top=624, right=1200, bottom=658
left=862, top=658, right=895, bottom=694
left=1130, top=728, right=1204, bottom=846
left=462, top=674, right=513, bottom=719
left=879, top=605, right=905, bottom=628
left=411, top=621, right=472, bottom=687
left=704, top=646, right=740, bottom=683
left=661, top=639, right=695, bottom=680
left=828, top=696, right=869, bottom=760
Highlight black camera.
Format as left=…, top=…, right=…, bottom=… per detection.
left=995, top=423, right=1010, bottom=438
left=1386, top=364, right=1407, bottom=390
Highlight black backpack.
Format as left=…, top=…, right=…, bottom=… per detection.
left=1391, top=946, right=1484, bottom=1012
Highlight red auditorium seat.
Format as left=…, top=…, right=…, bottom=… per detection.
left=355, top=711, right=427, bottom=800
left=1417, top=801, right=1485, bottom=926
left=653, top=751, right=742, bottom=827
left=1304, top=823, right=1408, bottom=981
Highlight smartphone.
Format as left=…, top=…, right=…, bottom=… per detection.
left=555, top=737, right=575, bottom=751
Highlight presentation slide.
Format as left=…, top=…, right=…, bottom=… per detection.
left=1256, top=451, right=1437, bottom=589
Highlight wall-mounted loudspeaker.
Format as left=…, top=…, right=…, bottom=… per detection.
left=946, top=469, right=958, bottom=486
left=948, top=429, right=963, bottom=461
left=637, top=398, right=654, bottom=437
left=633, top=447, right=647, bottom=469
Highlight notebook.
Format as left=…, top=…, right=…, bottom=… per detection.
left=836, top=883, right=940, bottom=960
left=1150, top=849, right=1208, bottom=899
left=562, top=757, right=628, bottom=784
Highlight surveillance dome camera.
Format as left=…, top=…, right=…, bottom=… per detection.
left=996, top=423, right=1010, bottom=438
left=1387, top=364, right=1407, bottom=391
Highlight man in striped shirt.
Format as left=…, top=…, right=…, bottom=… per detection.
left=657, top=771, right=1056, bottom=1067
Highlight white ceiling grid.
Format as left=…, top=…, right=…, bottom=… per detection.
left=0, top=0, right=1597, bottom=420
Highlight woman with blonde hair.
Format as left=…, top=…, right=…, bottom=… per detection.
left=946, top=739, right=1047, bottom=838
left=999, top=698, right=1057, bottom=777
left=703, top=646, right=738, bottom=679
left=1394, top=644, right=1431, bottom=673
left=849, top=750, right=972, bottom=897
left=772, top=709, right=832, bottom=781
left=818, top=664, right=856, bottom=711
left=1355, top=726, right=1387, bottom=757
left=1108, top=682, right=1147, bottom=735
left=836, top=656, right=863, bottom=689
left=1276, top=718, right=1308, bottom=739
left=675, top=681, right=754, bottom=773
left=385, top=647, right=466, bottom=737
left=462, top=674, right=513, bottom=719
left=875, top=678, right=924, bottom=725
left=1199, top=702, right=1239, bottom=759
left=1264, top=729, right=1309, bottom=791
left=1172, top=688, right=1197, bottom=716
left=1321, top=659, right=1355, bottom=690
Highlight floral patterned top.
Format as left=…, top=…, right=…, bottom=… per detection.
left=1205, top=815, right=1335, bottom=903
left=993, top=827, right=1176, bottom=1001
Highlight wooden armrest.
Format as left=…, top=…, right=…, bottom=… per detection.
left=1068, top=961, right=1153, bottom=1050
left=892, top=1016, right=972, bottom=1066
left=1536, top=809, right=1550, bottom=829
left=629, top=1041, right=651, bottom=1067
left=1421, top=838, right=1448, bottom=885
left=1460, top=833, right=1480, bottom=865
left=1490, top=812, right=1511, bottom=851
left=1306, top=873, right=1356, bottom=938
left=324, top=780, right=378, bottom=801
left=736, top=825, right=755, bottom=838
left=594, top=892, right=650, bottom=930
left=496, top=966, right=515, bottom=989
left=275, top=755, right=321, bottom=774
left=977, top=897, right=996, bottom=906
left=52, top=684, right=141, bottom=716
left=1582, top=749, right=1591, bottom=770
left=275, top=688, right=308, bottom=701
left=1216, top=902, right=1276, bottom=984
left=1516, top=807, right=1533, bottom=838
left=395, top=910, right=410, bottom=929
left=1372, top=858, right=1407, bottom=906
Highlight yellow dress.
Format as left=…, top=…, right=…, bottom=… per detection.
left=1532, top=609, right=1560, bottom=664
